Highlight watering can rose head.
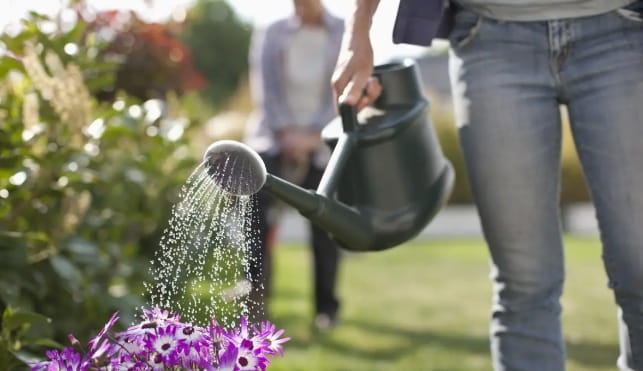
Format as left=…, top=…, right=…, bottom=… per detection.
left=30, top=306, right=290, bottom=371
left=203, top=140, right=267, bottom=196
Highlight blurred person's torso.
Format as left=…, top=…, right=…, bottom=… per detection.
left=285, top=25, right=329, bottom=128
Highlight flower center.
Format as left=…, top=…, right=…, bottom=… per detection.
left=239, top=357, right=249, bottom=367
left=142, top=321, right=157, bottom=329
left=161, top=343, right=171, bottom=351
left=183, top=326, right=194, bottom=335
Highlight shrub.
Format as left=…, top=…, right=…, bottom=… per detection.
left=90, top=10, right=207, bottom=101
left=429, top=95, right=473, bottom=204
left=0, top=7, right=201, bottom=368
left=179, top=0, right=252, bottom=109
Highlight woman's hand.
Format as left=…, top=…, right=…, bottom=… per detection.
left=331, top=0, right=382, bottom=111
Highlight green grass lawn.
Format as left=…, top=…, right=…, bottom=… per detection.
left=267, top=236, right=619, bottom=371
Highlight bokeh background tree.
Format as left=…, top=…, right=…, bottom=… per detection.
left=180, top=0, right=252, bottom=109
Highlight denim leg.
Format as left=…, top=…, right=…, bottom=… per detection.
left=449, top=13, right=566, bottom=371
left=561, top=11, right=643, bottom=370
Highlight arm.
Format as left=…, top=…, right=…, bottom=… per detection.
left=331, top=0, right=382, bottom=110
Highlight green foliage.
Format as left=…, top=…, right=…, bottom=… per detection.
left=0, top=8, right=199, bottom=366
left=180, top=0, right=252, bottom=108
left=92, top=12, right=206, bottom=101
left=560, top=110, right=591, bottom=204
left=0, top=307, right=59, bottom=370
left=429, top=99, right=473, bottom=204
left=430, top=99, right=590, bottom=205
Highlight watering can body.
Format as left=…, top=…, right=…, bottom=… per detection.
left=262, top=59, right=454, bottom=251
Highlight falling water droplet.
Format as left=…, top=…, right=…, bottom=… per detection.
left=146, top=161, right=264, bottom=328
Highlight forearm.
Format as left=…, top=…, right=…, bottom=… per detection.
left=346, top=0, right=380, bottom=39
left=332, top=0, right=382, bottom=107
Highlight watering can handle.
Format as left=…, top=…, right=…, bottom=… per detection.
left=316, top=102, right=358, bottom=198
left=339, top=102, right=359, bottom=133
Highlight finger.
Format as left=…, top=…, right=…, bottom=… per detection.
left=331, top=69, right=351, bottom=103
left=356, top=95, right=371, bottom=112
left=357, top=77, right=383, bottom=110
left=365, top=77, right=382, bottom=101
left=331, top=59, right=357, bottom=103
left=339, top=72, right=370, bottom=106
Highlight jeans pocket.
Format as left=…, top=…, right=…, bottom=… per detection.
left=613, top=1, right=643, bottom=49
left=615, top=0, right=643, bottom=26
left=449, top=8, right=483, bottom=50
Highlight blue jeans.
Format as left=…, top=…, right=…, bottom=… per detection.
left=448, top=5, right=643, bottom=371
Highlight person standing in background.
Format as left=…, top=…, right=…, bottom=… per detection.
left=332, top=0, right=643, bottom=369
left=243, top=0, right=344, bottom=331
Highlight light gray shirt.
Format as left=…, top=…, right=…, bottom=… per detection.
left=455, top=0, right=636, bottom=21
left=285, top=25, right=330, bottom=128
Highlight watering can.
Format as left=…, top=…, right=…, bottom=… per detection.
left=204, top=59, right=454, bottom=252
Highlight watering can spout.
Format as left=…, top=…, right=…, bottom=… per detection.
left=262, top=174, right=375, bottom=249
left=203, top=140, right=376, bottom=249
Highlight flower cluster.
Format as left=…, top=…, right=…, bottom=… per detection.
left=30, top=307, right=290, bottom=371
left=22, top=41, right=92, bottom=147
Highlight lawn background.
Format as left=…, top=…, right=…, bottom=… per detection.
left=267, top=237, right=618, bottom=371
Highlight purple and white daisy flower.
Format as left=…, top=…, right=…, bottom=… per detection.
left=145, top=324, right=179, bottom=362
left=29, top=347, right=88, bottom=371
left=88, top=311, right=119, bottom=353
left=31, top=308, right=288, bottom=371
left=235, top=338, right=269, bottom=371
left=254, top=321, right=290, bottom=356
left=217, top=342, right=239, bottom=371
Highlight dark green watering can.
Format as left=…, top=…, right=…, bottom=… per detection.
left=204, top=59, right=454, bottom=252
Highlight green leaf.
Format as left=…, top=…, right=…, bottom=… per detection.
left=0, top=30, right=35, bottom=54
left=0, top=57, right=25, bottom=80
left=0, top=251, right=27, bottom=270
left=0, top=232, right=28, bottom=267
left=0, top=349, right=25, bottom=371
left=85, top=72, right=116, bottom=92
left=0, top=231, right=50, bottom=266
left=0, top=280, right=21, bottom=306
left=65, top=237, right=102, bottom=266
left=2, top=309, right=51, bottom=333
left=0, top=231, right=26, bottom=247
left=63, top=19, right=86, bottom=45
left=30, top=338, right=62, bottom=349
left=49, top=256, right=82, bottom=294
left=10, top=349, right=41, bottom=366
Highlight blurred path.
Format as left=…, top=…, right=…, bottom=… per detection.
left=277, top=203, right=599, bottom=242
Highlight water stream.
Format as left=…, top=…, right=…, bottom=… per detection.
left=144, top=160, right=262, bottom=328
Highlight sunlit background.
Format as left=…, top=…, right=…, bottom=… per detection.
left=2, top=0, right=434, bottom=62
